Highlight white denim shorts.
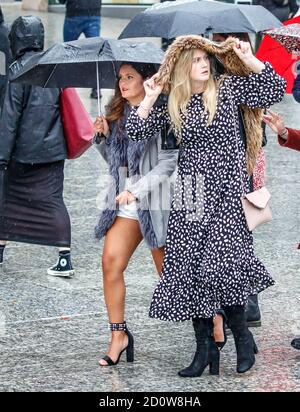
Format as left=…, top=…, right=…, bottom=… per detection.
left=117, top=178, right=139, bottom=221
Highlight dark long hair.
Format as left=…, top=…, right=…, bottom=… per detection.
left=106, top=62, right=157, bottom=124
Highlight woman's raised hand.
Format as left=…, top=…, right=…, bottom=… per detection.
left=233, top=38, right=265, bottom=73
left=137, top=74, right=162, bottom=118
left=94, top=115, right=109, bottom=137
left=232, top=39, right=254, bottom=63
left=263, top=109, right=287, bottom=136
left=143, top=74, right=163, bottom=99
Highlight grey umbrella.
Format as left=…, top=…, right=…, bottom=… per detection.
left=119, top=0, right=282, bottom=39
left=11, top=37, right=164, bottom=114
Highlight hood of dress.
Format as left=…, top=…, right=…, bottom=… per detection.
left=156, top=35, right=264, bottom=174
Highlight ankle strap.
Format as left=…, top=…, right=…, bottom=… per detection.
left=109, top=321, right=127, bottom=331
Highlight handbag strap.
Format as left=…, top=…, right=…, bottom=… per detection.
left=226, top=83, right=247, bottom=197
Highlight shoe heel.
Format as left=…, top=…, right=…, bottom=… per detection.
left=126, top=331, right=134, bottom=363
left=209, top=352, right=220, bottom=375
left=126, top=343, right=134, bottom=362
left=248, top=330, right=258, bottom=354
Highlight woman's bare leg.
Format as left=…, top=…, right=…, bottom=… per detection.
left=150, top=246, right=165, bottom=277
left=213, top=314, right=225, bottom=346
left=99, top=217, right=143, bottom=365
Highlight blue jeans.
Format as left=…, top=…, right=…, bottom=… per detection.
left=63, top=16, right=100, bottom=42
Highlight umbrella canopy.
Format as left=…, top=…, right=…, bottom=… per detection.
left=10, top=37, right=164, bottom=89
left=265, top=23, right=300, bottom=56
left=119, top=0, right=282, bottom=39
left=256, top=16, right=300, bottom=94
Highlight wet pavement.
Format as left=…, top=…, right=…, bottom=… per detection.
left=0, top=2, right=299, bottom=393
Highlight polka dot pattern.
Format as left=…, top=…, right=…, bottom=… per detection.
left=127, top=63, right=285, bottom=321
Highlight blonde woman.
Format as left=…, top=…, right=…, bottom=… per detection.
left=126, top=35, right=286, bottom=377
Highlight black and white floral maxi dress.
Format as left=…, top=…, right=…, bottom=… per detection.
left=126, top=63, right=286, bottom=321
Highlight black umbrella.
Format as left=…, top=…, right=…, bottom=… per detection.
left=119, top=0, right=282, bottom=39
left=11, top=37, right=164, bottom=114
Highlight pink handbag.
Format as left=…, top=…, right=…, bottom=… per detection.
left=241, top=187, right=272, bottom=231
left=228, top=88, right=272, bottom=231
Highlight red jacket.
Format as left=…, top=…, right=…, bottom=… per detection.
left=278, top=128, right=300, bottom=152
left=278, top=128, right=300, bottom=249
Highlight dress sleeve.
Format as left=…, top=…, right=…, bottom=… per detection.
left=126, top=103, right=168, bottom=141
left=225, top=62, right=286, bottom=108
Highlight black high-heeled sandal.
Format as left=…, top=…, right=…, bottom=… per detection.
left=99, top=321, right=134, bottom=366
left=214, top=311, right=227, bottom=351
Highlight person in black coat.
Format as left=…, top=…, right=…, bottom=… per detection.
left=59, top=0, right=102, bottom=99
left=0, top=6, right=11, bottom=112
left=0, top=16, right=74, bottom=277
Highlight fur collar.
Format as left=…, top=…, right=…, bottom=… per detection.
left=95, top=111, right=159, bottom=249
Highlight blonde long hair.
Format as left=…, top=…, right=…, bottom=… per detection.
left=168, top=48, right=218, bottom=138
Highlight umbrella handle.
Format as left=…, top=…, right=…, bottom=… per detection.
left=96, top=61, right=102, bottom=116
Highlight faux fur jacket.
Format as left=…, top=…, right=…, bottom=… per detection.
left=94, top=108, right=178, bottom=249
left=155, top=35, right=286, bottom=174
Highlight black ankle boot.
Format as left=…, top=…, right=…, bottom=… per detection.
left=178, top=318, right=220, bottom=378
left=245, top=295, right=261, bottom=327
left=225, top=305, right=257, bottom=374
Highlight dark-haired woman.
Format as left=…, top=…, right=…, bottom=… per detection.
left=93, top=62, right=178, bottom=366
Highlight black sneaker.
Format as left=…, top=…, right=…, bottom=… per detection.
left=0, top=245, right=5, bottom=270
left=291, top=337, right=300, bottom=350
left=47, top=254, right=74, bottom=277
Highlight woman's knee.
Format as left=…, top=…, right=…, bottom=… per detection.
left=102, top=252, right=127, bottom=281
